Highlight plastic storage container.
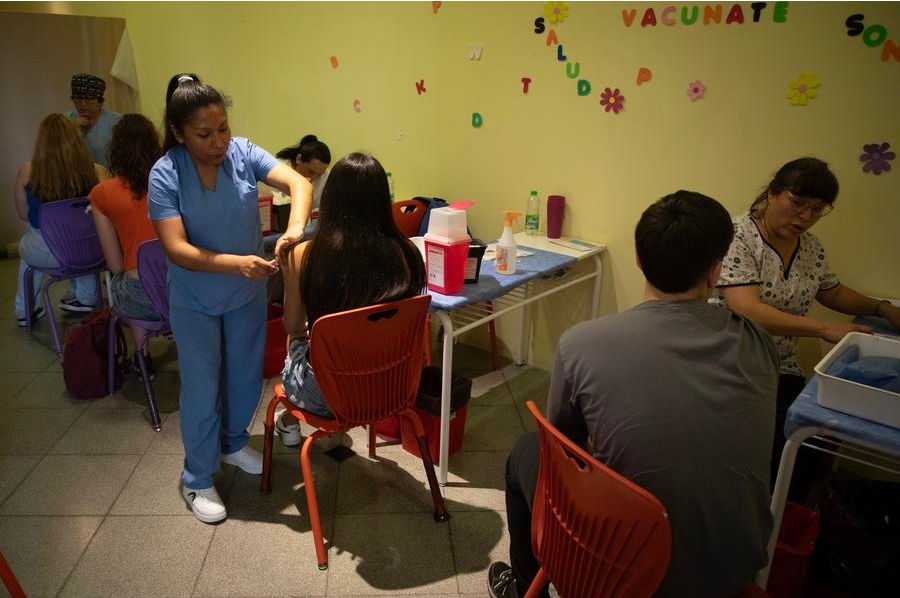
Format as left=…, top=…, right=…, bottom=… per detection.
left=814, top=332, right=900, bottom=428
left=402, top=365, right=472, bottom=461
left=263, top=303, right=287, bottom=379
left=767, top=501, right=820, bottom=598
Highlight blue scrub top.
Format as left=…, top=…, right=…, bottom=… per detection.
left=66, top=109, right=120, bottom=168
left=148, top=137, right=278, bottom=315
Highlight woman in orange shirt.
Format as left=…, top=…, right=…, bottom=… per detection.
left=89, top=114, right=163, bottom=377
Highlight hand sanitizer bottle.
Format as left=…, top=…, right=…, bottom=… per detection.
left=496, top=211, right=522, bottom=275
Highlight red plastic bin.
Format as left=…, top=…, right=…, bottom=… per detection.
left=767, top=501, right=820, bottom=598
left=402, top=404, right=468, bottom=462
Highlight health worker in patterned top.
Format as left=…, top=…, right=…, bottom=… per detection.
left=714, top=157, right=900, bottom=498
left=149, top=73, right=313, bottom=525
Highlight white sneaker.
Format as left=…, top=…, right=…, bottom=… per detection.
left=221, top=445, right=263, bottom=474
left=182, top=485, right=226, bottom=523
left=275, top=411, right=303, bottom=447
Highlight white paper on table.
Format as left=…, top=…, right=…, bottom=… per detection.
left=483, top=243, right=534, bottom=261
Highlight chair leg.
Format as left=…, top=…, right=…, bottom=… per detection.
left=523, top=568, right=549, bottom=598
left=107, top=313, right=119, bottom=396
left=401, top=409, right=450, bottom=523
left=136, top=338, right=161, bottom=431
left=368, top=424, right=376, bottom=458
left=43, top=281, right=62, bottom=355
left=23, top=267, right=35, bottom=332
left=0, top=551, right=27, bottom=598
left=424, top=315, right=433, bottom=366
left=260, top=393, right=280, bottom=494
left=300, top=433, right=329, bottom=569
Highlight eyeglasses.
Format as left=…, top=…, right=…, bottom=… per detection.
left=70, top=96, right=98, bottom=104
left=785, top=192, right=833, bottom=218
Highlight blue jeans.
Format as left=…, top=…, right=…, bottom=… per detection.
left=15, top=225, right=98, bottom=318
left=282, top=337, right=332, bottom=417
left=110, top=272, right=159, bottom=321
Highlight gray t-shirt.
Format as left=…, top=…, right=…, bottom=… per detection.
left=548, top=298, right=779, bottom=598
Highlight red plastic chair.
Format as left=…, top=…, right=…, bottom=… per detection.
left=260, top=294, right=450, bottom=569
left=107, top=239, right=170, bottom=431
left=525, top=401, right=672, bottom=598
left=391, top=199, right=426, bottom=238
left=23, top=197, right=106, bottom=354
left=0, top=550, right=27, bottom=598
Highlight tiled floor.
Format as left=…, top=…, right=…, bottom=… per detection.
left=0, top=256, right=552, bottom=598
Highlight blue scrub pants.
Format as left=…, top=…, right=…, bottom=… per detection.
left=170, top=288, right=267, bottom=490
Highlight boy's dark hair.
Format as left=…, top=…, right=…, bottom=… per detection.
left=635, top=190, right=734, bottom=293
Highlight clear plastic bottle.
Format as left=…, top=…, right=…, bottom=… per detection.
left=496, top=211, right=522, bottom=275
left=387, top=171, right=395, bottom=201
left=525, top=189, right=539, bottom=235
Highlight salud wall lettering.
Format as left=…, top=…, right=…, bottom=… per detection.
left=621, top=2, right=789, bottom=27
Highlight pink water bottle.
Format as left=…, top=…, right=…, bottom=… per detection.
left=547, top=195, right=565, bottom=239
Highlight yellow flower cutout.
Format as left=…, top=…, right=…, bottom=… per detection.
left=787, top=72, right=820, bottom=106
left=544, top=1, right=569, bottom=24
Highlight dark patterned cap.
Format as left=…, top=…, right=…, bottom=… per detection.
left=71, top=74, right=106, bottom=99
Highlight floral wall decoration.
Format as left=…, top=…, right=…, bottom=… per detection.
left=687, top=80, right=706, bottom=101
left=860, top=143, right=895, bottom=175
left=545, top=2, right=569, bottom=25
left=787, top=72, right=819, bottom=106
left=600, top=87, right=625, bottom=113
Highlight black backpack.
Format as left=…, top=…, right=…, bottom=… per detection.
left=62, top=308, right=131, bottom=399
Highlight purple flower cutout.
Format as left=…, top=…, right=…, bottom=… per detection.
left=860, top=142, right=895, bottom=175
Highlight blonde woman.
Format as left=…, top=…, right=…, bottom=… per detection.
left=13, top=114, right=108, bottom=325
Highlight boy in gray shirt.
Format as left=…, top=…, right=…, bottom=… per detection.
left=489, top=190, right=779, bottom=598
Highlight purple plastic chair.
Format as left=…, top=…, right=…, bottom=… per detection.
left=108, top=239, right=170, bottom=431
left=23, top=198, right=106, bottom=354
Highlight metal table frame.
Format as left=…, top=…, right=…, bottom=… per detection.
left=429, top=233, right=606, bottom=484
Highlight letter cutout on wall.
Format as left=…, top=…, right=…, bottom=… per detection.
left=726, top=4, right=745, bottom=24
left=469, top=44, right=483, bottom=60
left=353, top=99, right=361, bottom=113
left=566, top=62, right=580, bottom=78
left=577, top=79, right=591, bottom=96
left=416, top=79, right=427, bottom=95
left=546, top=28, right=559, bottom=46
left=472, top=112, right=483, bottom=128
left=330, top=55, right=339, bottom=69
left=534, top=17, right=546, bottom=34
left=557, top=44, right=567, bottom=61
left=622, top=9, right=637, bottom=27
left=636, top=67, right=652, bottom=85
left=522, top=77, right=533, bottom=94
left=432, top=1, right=442, bottom=14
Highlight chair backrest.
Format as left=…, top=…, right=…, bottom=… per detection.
left=309, top=294, right=431, bottom=427
left=39, top=197, right=106, bottom=271
left=391, top=199, right=427, bottom=238
left=137, top=239, right=169, bottom=322
left=527, top=401, right=672, bottom=598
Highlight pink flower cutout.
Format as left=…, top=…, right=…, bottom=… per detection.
left=860, top=142, right=895, bottom=175
left=600, top=87, right=625, bottom=114
left=687, top=80, right=706, bottom=101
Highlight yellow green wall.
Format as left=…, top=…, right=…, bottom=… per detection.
left=8, top=1, right=898, bottom=370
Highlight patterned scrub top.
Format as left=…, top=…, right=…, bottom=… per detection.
left=713, top=213, right=839, bottom=376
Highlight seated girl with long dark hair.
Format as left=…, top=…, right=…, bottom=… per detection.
left=275, top=152, right=427, bottom=446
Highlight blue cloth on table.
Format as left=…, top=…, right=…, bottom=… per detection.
left=825, top=345, right=900, bottom=394
left=428, top=246, right=576, bottom=310
left=786, top=377, right=900, bottom=451
left=853, top=315, right=900, bottom=337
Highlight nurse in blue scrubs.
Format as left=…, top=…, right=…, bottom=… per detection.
left=149, top=73, right=313, bottom=524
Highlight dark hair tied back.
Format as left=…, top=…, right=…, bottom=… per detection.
left=161, top=72, right=230, bottom=152
left=276, top=134, right=331, bottom=165
left=750, top=157, right=839, bottom=214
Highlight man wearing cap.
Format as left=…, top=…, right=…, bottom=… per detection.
left=65, top=74, right=121, bottom=168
